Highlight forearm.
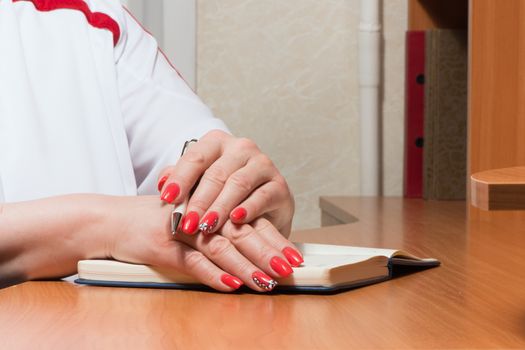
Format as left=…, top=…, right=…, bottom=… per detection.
left=0, top=194, right=114, bottom=287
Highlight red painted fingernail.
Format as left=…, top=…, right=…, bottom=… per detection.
left=230, top=207, right=247, bottom=222
left=182, top=211, right=200, bottom=234
left=199, top=211, right=219, bottom=234
left=157, top=176, right=168, bottom=192
left=252, top=271, right=278, bottom=291
left=221, top=274, right=243, bottom=290
left=160, top=183, right=180, bottom=203
left=270, top=256, right=293, bottom=277
left=282, top=247, right=304, bottom=267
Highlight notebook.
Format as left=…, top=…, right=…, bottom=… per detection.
left=75, top=243, right=439, bottom=293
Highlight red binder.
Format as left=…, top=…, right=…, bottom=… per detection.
left=404, top=31, right=425, bottom=198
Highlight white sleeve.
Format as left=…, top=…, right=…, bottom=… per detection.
left=115, top=9, right=229, bottom=195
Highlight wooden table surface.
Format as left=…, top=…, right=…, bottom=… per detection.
left=1, top=197, right=524, bottom=349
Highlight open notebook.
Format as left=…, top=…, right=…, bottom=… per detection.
left=76, top=243, right=439, bottom=293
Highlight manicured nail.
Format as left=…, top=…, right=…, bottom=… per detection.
left=221, top=274, right=243, bottom=290
left=182, top=211, right=200, bottom=234
left=157, top=176, right=168, bottom=192
left=270, top=256, right=293, bottom=277
left=199, top=211, right=219, bottom=234
left=161, top=183, right=180, bottom=203
left=282, top=247, right=304, bottom=267
left=230, top=207, right=247, bottom=222
left=252, top=271, right=278, bottom=291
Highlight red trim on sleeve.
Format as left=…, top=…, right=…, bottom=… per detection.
left=14, top=0, right=120, bottom=46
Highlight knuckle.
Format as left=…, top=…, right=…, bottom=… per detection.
left=229, top=173, right=253, bottom=192
left=203, top=129, right=228, bottom=140
left=207, top=237, right=232, bottom=259
left=253, top=218, right=273, bottom=234
left=235, top=137, right=258, bottom=151
left=256, top=154, right=274, bottom=168
left=229, top=225, right=253, bottom=243
left=184, top=251, right=207, bottom=271
left=273, top=174, right=288, bottom=188
left=235, top=261, right=253, bottom=279
left=183, top=149, right=206, bottom=165
left=203, top=166, right=229, bottom=186
left=257, top=187, right=273, bottom=207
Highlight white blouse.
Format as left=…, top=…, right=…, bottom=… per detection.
left=0, top=0, right=227, bottom=202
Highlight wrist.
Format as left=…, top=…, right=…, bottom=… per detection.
left=73, top=194, right=118, bottom=260
left=98, top=195, right=173, bottom=262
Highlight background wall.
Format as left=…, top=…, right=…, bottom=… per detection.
left=197, top=0, right=407, bottom=229
left=126, top=0, right=408, bottom=230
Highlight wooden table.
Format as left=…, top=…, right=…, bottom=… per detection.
left=1, top=197, right=524, bottom=349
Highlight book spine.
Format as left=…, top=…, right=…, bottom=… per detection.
left=404, top=31, right=426, bottom=198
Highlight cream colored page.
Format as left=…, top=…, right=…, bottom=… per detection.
left=295, top=243, right=399, bottom=259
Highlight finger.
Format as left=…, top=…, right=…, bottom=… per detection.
left=185, top=138, right=262, bottom=235
left=159, top=134, right=225, bottom=204
left=176, top=232, right=280, bottom=292
left=202, top=157, right=276, bottom=234
left=217, top=220, right=295, bottom=279
left=250, top=218, right=303, bottom=267
left=155, top=240, right=243, bottom=292
left=229, top=178, right=292, bottom=228
left=183, top=153, right=249, bottom=235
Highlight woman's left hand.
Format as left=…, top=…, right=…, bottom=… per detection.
left=156, top=130, right=294, bottom=237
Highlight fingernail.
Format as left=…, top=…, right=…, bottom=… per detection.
left=161, top=183, right=180, bottom=203
left=199, top=211, right=219, bottom=234
left=282, top=247, right=304, bottom=267
left=221, top=274, right=243, bottom=290
left=252, top=271, right=278, bottom=291
left=270, top=256, right=293, bottom=277
left=230, top=207, right=247, bottom=222
left=157, top=176, right=168, bottom=192
left=182, top=211, right=200, bottom=234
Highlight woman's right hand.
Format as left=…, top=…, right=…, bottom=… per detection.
left=109, top=196, right=303, bottom=292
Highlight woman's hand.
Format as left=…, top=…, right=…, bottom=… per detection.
left=110, top=196, right=303, bottom=292
left=156, top=130, right=294, bottom=237
left=0, top=194, right=302, bottom=292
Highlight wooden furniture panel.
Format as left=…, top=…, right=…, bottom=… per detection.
left=1, top=198, right=524, bottom=349
left=469, top=0, right=525, bottom=221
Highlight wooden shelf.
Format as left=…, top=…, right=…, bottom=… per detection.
left=407, top=0, right=525, bottom=222
left=471, top=167, right=525, bottom=211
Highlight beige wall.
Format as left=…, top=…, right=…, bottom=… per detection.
left=197, top=0, right=407, bottom=229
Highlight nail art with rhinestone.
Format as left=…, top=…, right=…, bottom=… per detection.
left=252, top=271, right=278, bottom=291
left=199, top=211, right=219, bottom=234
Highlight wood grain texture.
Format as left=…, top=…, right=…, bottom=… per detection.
left=1, top=197, right=524, bottom=349
left=471, top=166, right=525, bottom=210
left=469, top=0, right=525, bottom=222
left=408, top=0, right=468, bottom=30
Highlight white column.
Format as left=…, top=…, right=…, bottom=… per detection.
left=358, top=0, right=382, bottom=196
left=163, top=0, right=197, bottom=90
left=143, top=0, right=164, bottom=47
left=123, top=0, right=143, bottom=20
